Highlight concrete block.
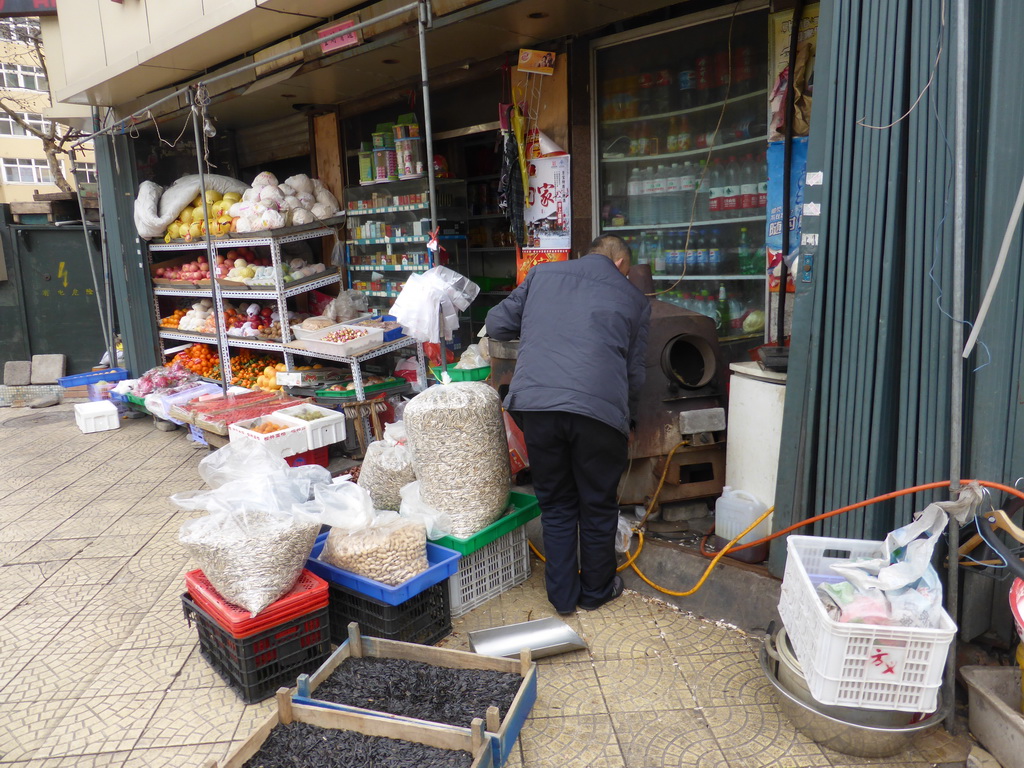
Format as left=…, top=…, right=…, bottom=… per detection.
left=679, top=407, right=726, bottom=434
left=4, top=360, right=30, bottom=386
left=30, top=354, right=65, bottom=384
left=28, top=395, right=60, bottom=408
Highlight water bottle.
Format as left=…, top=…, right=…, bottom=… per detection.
left=650, top=231, right=666, bottom=275
left=722, top=156, right=741, bottom=219
left=700, top=288, right=714, bottom=318
left=739, top=154, right=758, bottom=215
left=695, top=229, right=709, bottom=276
left=635, top=234, right=650, bottom=269
left=715, top=487, right=771, bottom=555
left=627, top=168, right=642, bottom=225
left=737, top=227, right=752, bottom=275
left=729, top=292, right=744, bottom=331
left=757, top=151, right=769, bottom=210
left=678, top=162, right=696, bottom=224
left=708, top=160, right=725, bottom=220
left=694, top=160, right=710, bottom=221
left=665, top=164, right=683, bottom=223
left=708, top=229, right=723, bottom=275
left=651, top=165, right=667, bottom=224
left=639, top=166, right=656, bottom=225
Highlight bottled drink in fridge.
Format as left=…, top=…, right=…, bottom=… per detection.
left=757, top=151, right=768, bottom=209
left=737, top=227, right=754, bottom=274
left=708, top=229, right=724, bottom=274
left=678, top=162, right=696, bottom=223
left=665, top=164, right=683, bottom=223
left=715, top=283, right=731, bottom=332
left=640, top=166, right=656, bottom=225
left=654, top=69, right=673, bottom=113
left=722, top=156, right=741, bottom=218
left=684, top=229, right=699, bottom=274
left=651, top=164, right=668, bottom=223
left=739, top=153, right=758, bottom=214
left=713, top=48, right=731, bottom=102
left=729, top=292, right=745, bottom=331
left=666, top=117, right=679, bottom=154
left=695, top=229, right=709, bottom=275
left=668, top=231, right=683, bottom=275
left=708, top=160, right=725, bottom=220
left=635, top=235, right=650, bottom=269
left=638, top=69, right=655, bottom=116
left=676, top=117, right=693, bottom=151
left=694, top=52, right=714, bottom=106
left=694, top=160, right=711, bottom=220
left=700, top=288, right=714, bottom=318
left=732, top=44, right=755, bottom=95
left=649, top=231, right=665, bottom=275
left=677, top=60, right=697, bottom=109
left=627, top=168, right=643, bottom=225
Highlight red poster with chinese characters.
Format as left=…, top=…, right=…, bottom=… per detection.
left=525, top=155, right=570, bottom=250
left=516, top=247, right=570, bottom=285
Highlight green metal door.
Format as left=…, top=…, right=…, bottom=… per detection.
left=12, top=224, right=109, bottom=375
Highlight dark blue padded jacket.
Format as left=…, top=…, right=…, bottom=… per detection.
left=485, top=253, right=651, bottom=436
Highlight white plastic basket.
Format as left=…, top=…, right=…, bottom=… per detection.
left=448, top=526, right=530, bottom=618
left=227, top=416, right=309, bottom=458
left=273, top=403, right=347, bottom=450
left=778, top=535, right=956, bottom=713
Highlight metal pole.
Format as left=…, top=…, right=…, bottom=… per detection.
left=418, top=0, right=438, bottom=233
left=945, top=0, right=967, bottom=735
left=71, top=153, right=115, bottom=369
left=190, top=89, right=230, bottom=396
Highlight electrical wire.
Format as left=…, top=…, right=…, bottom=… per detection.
left=528, top=478, right=1024, bottom=598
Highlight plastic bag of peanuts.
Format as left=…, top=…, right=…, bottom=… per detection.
left=305, top=480, right=430, bottom=586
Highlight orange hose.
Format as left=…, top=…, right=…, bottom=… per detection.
left=700, top=479, right=1024, bottom=557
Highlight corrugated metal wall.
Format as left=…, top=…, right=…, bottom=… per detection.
left=770, top=0, right=960, bottom=572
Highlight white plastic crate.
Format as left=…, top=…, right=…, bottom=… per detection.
left=227, top=416, right=309, bottom=458
left=778, top=535, right=956, bottom=713
left=448, top=525, right=530, bottom=618
left=274, top=403, right=347, bottom=450
left=74, top=400, right=119, bottom=433
left=300, top=323, right=384, bottom=357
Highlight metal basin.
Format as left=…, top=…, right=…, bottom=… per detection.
left=766, top=628, right=914, bottom=728
left=760, top=642, right=948, bottom=758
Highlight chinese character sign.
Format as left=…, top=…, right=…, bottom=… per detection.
left=525, top=155, right=570, bottom=250
left=766, top=137, right=807, bottom=293
left=516, top=248, right=569, bottom=285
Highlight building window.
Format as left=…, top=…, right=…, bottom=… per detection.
left=74, top=162, right=97, bottom=184
left=0, top=18, right=40, bottom=44
left=0, top=64, right=47, bottom=92
left=0, top=111, right=49, bottom=136
left=2, top=158, right=52, bottom=184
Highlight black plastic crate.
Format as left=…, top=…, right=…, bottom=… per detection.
left=326, top=579, right=451, bottom=646
left=181, top=593, right=330, bottom=704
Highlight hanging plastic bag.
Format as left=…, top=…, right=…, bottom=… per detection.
left=503, top=410, right=529, bottom=474
left=397, top=481, right=453, bottom=540
left=818, top=505, right=949, bottom=628
left=615, top=515, right=635, bottom=555
left=178, top=508, right=320, bottom=616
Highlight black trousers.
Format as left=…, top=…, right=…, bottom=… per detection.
left=518, top=410, right=628, bottom=612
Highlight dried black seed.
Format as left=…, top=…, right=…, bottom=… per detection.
left=313, top=657, right=522, bottom=727
left=242, top=721, right=473, bottom=768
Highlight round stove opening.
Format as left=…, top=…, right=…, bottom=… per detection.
left=662, top=334, right=716, bottom=389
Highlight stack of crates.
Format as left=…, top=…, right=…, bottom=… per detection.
left=305, top=536, right=462, bottom=646
left=434, top=492, right=540, bottom=618
left=181, top=568, right=331, bottom=704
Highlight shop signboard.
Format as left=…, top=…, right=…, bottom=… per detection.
left=516, top=248, right=570, bottom=285
left=0, top=0, right=56, bottom=16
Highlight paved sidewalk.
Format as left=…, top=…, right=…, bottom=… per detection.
left=0, top=403, right=972, bottom=767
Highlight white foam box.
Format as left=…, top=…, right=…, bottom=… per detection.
left=227, top=415, right=309, bottom=458
left=75, top=400, right=120, bottom=433
left=273, top=403, right=347, bottom=450
left=300, top=324, right=385, bottom=358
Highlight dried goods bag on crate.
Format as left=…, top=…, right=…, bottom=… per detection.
left=170, top=440, right=331, bottom=514
left=357, top=421, right=417, bottom=511
left=403, top=381, right=510, bottom=538
left=302, top=480, right=431, bottom=586
left=817, top=504, right=949, bottom=628
left=178, top=507, right=320, bottom=616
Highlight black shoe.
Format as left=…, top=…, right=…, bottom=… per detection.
left=578, top=575, right=624, bottom=611
left=556, top=608, right=575, bottom=617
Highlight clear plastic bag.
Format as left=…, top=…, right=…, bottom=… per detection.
left=615, top=515, right=635, bottom=554
left=358, top=422, right=417, bottom=511
left=454, top=344, right=489, bottom=370
left=178, top=508, right=320, bottom=616
left=324, top=289, right=368, bottom=323
left=397, top=481, right=453, bottom=540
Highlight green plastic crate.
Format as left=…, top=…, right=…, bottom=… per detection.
left=430, top=364, right=491, bottom=382
left=433, top=492, right=540, bottom=556
left=314, top=378, right=407, bottom=399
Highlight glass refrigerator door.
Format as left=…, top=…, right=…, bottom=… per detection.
left=593, top=9, right=769, bottom=339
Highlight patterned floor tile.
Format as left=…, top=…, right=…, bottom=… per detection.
left=519, top=713, right=626, bottom=768
left=677, top=650, right=778, bottom=708
left=43, top=556, right=127, bottom=587
left=0, top=518, right=61, bottom=543
left=120, top=742, right=235, bottom=768
left=0, top=539, right=33, bottom=565
left=11, top=751, right=131, bottom=767
left=134, top=687, right=245, bottom=749
left=116, top=602, right=197, bottom=650
left=78, top=535, right=154, bottom=560
left=7, top=537, right=95, bottom=564
left=529, top=659, right=607, bottom=717
left=577, top=600, right=670, bottom=661
left=0, top=697, right=76, bottom=761
left=80, top=644, right=194, bottom=697
left=0, top=503, right=37, bottom=525
left=703, top=703, right=831, bottom=768
left=31, top=693, right=165, bottom=758
left=594, top=656, right=697, bottom=712
left=55, top=606, right=148, bottom=655
left=166, top=645, right=224, bottom=691
left=610, top=709, right=728, bottom=768
left=0, top=647, right=112, bottom=703
left=231, top=698, right=277, bottom=742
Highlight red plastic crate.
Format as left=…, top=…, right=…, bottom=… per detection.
left=185, top=569, right=328, bottom=639
left=286, top=446, right=329, bottom=467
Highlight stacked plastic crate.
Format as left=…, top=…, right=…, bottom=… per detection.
left=180, top=568, right=332, bottom=704
left=434, top=492, right=540, bottom=618
left=305, top=536, right=462, bottom=645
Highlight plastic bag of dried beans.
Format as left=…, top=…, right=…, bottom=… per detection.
left=403, top=381, right=510, bottom=538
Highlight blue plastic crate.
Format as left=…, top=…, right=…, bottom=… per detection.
left=306, top=533, right=460, bottom=606
left=58, top=367, right=129, bottom=387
